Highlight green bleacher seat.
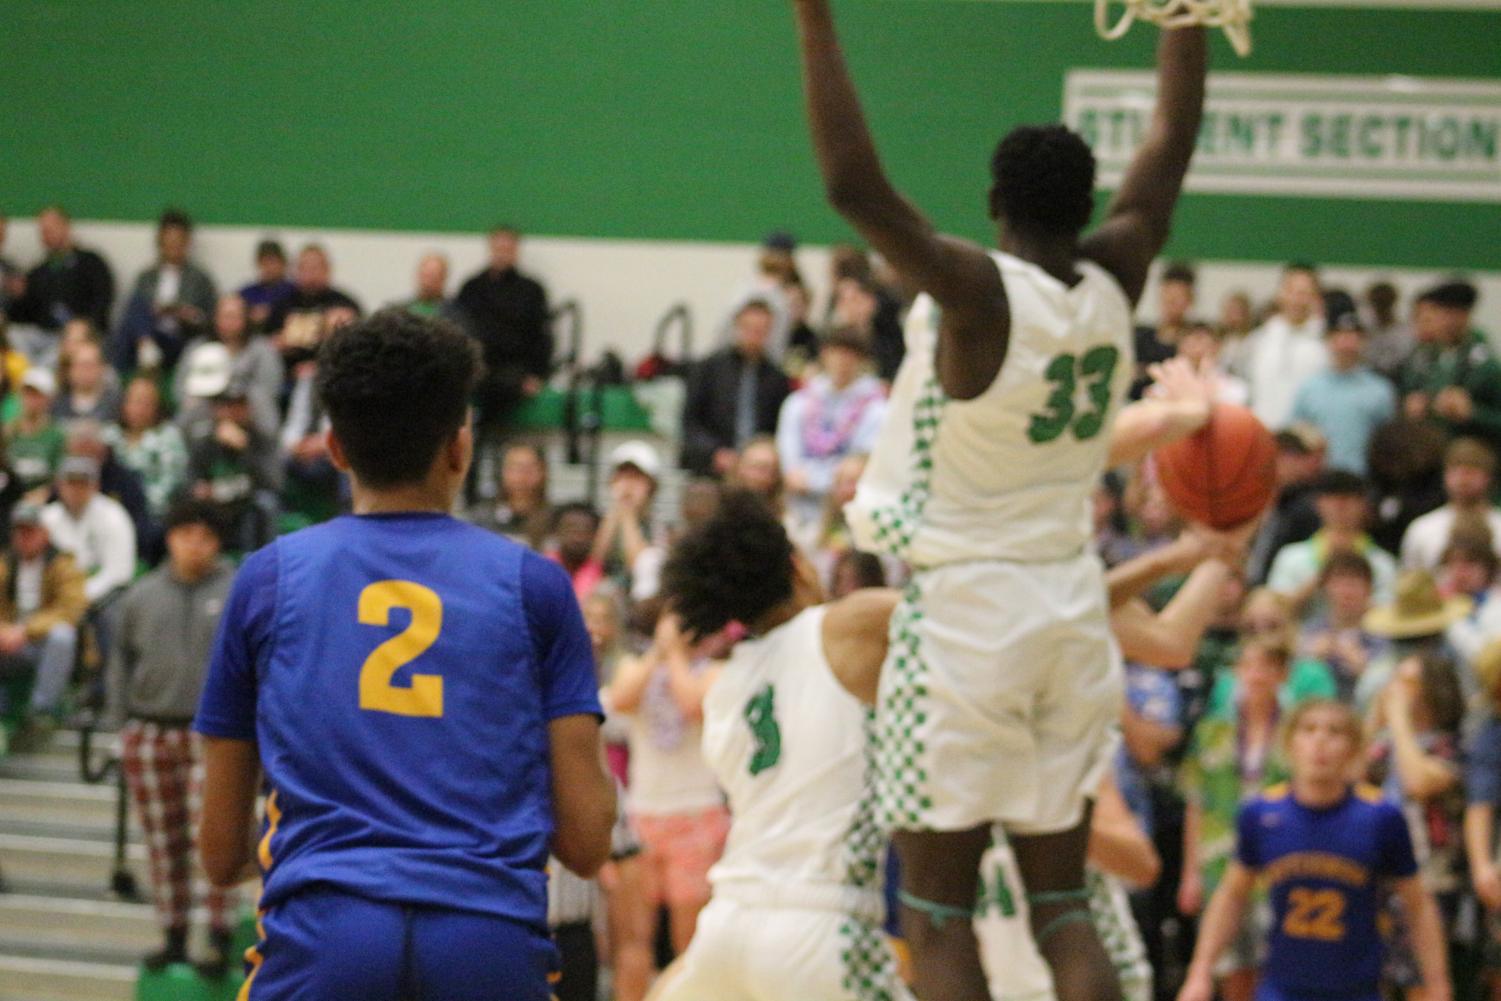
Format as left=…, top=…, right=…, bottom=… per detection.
left=510, top=386, right=653, bottom=433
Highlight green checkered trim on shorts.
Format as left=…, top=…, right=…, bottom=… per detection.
left=872, top=582, right=933, bottom=832
left=842, top=709, right=885, bottom=892
left=1088, top=869, right=1153, bottom=991
left=867, top=374, right=947, bottom=561
left=838, top=916, right=902, bottom=1001
left=838, top=714, right=905, bottom=1000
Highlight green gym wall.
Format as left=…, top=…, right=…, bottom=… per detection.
left=4, top=0, right=1499, bottom=271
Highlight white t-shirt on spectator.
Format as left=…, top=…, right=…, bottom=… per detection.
left=614, top=683, right=723, bottom=818
left=1245, top=314, right=1328, bottom=430
left=15, top=558, right=44, bottom=618
left=1400, top=504, right=1501, bottom=571
left=41, top=494, right=138, bottom=603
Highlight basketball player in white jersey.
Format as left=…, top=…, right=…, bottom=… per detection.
left=791, top=3, right=1209, bottom=998
left=648, top=489, right=910, bottom=1001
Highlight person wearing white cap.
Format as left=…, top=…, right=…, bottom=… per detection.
left=6, top=366, right=67, bottom=496
left=174, top=295, right=285, bottom=438
left=592, top=441, right=666, bottom=602
left=41, top=456, right=138, bottom=606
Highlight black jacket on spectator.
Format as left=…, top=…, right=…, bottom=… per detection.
left=680, top=347, right=791, bottom=476
left=266, top=287, right=363, bottom=335
left=455, top=267, right=552, bottom=425
left=11, top=249, right=115, bottom=331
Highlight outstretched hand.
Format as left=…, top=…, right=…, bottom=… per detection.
left=1146, top=357, right=1214, bottom=411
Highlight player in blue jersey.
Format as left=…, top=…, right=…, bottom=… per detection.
left=1178, top=699, right=1449, bottom=1001
left=193, top=309, right=617, bottom=1001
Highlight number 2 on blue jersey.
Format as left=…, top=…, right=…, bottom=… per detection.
left=359, top=580, right=445, bottom=718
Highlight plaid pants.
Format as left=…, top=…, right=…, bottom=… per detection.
left=120, top=721, right=238, bottom=932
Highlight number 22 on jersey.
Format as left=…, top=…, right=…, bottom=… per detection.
left=359, top=580, right=445, bottom=718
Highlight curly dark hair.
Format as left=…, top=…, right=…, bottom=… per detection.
left=316, top=308, right=480, bottom=488
left=661, top=490, right=795, bottom=641
left=989, top=124, right=1097, bottom=237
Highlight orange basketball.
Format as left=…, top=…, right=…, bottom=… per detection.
left=1153, top=403, right=1277, bottom=529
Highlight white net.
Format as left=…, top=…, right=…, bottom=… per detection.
left=1095, top=0, right=1254, bottom=56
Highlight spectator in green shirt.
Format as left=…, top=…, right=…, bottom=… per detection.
left=1401, top=280, right=1501, bottom=456
left=5, top=368, right=66, bottom=500
left=1205, top=587, right=1338, bottom=717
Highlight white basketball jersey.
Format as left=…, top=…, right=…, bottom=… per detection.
left=847, top=251, right=1133, bottom=567
left=701, top=607, right=884, bottom=901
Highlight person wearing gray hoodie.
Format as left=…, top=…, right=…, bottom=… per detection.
left=106, top=500, right=239, bottom=976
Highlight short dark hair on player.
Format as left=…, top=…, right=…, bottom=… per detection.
left=662, top=490, right=795, bottom=641
left=989, top=125, right=1096, bottom=237
left=317, top=309, right=480, bottom=488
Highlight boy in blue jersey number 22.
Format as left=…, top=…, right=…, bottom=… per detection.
left=193, top=310, right=617, bottom=1000
left=1178, top=699, right=1449, bottom=1001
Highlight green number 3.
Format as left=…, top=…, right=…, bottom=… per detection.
left=1026, top=346, right=1120, bottom=444
left=745, top=683, right=782, bottom=776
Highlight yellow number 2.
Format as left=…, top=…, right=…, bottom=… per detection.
left=358, top=580, right=444, bottom=718
left=1283, top=888, right=1346, bottom=942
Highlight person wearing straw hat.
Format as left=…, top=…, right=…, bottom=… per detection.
left=1355, top=570, right=1471, bottom=714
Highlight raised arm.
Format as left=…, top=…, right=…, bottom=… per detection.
left=791, top=0, right=1005, bottom=386
left=1079, top=27, right=1208, bottom=305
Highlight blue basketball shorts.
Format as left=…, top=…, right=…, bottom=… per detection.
left=240, top=887, right=557, bottom=1000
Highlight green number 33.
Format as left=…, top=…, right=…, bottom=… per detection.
left=1026, top=346, right=1121, bottom=444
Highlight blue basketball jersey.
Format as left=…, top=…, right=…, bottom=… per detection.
left=194, top=513, right=601, bottom=932
left=1235, top=784, right=1418, bottom=998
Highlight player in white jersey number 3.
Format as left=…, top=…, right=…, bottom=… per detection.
left=791, top=2, right=1210, bottom=999
left=649, top=491, right=911, bottom=1001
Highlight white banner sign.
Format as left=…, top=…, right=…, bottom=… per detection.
left=1063, top=72, right=1501, bottom=202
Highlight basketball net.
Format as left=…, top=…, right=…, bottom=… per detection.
left=1095, top=0, right=1254, bottom=56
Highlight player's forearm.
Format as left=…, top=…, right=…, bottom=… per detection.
left=792, top=0, right=898, bottom=216
left=1152, top=28, right=1208, bottom=148
left=550, top=715, right=618, bottom=879
left=1154, top=559, right=1231, bottom=661
left=1404, top=881, right=1453, bottom=1001
left=1106, top=537, right=1194, bottom=606
left=199, top=737, right=261, bottom=888
left=1107, top=397, right=1210, bottom=466
left=1464, top=803, right=1495, bottom=871
left=1104, top=27, right=1207, bottom=247
left=1185, top=878, right=1248, bottom=980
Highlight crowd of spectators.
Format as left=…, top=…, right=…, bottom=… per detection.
left=2, top=202, right=1500, bottom=1001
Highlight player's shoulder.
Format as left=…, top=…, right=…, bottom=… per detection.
left=1347, top=784, right=1405, bottom=827
left=1260, top=782, right=1292, bottom=804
